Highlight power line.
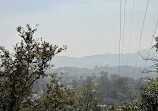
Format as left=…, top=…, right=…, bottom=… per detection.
left=122, top=0, right=127, bottom=65
left=143, top=18, right=158, bottom=70
left=119, top=0, right=123, bottom=74
left=135, top=0, right=150, bottom=69
left=128, top=0, right=136, bottom=54
left=126, top=0, right=136, bottom=75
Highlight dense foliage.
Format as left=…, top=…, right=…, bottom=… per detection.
left=0, top=25, right=66, bottom=111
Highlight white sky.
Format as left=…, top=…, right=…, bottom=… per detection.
left=0, top=0, right=158, bottom=57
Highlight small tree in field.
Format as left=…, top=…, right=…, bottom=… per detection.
left=0, top=25, right=66, bottom=111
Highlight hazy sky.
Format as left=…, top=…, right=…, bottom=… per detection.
left=1, top=0, right=158, bottom=57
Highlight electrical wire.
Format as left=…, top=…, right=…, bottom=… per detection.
left=128, top=0, right=136, bottom=55
left=122, top=0, right=127, bottom=66
left=119, top=0, right=123, bottom=74
left=135, top=0, right=150, bottom=69
left=143, top=19, right=158, bottom=70
left=126, top=0, right=136, bottom=76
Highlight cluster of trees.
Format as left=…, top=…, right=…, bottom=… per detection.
left=70, top=72, right=142, bottom=107
left=0, top=25, right=101, bottom=111
left=117, top=78, right=158, bottom=111
left=50, top=65, right=152, bottom=79
left=0, top=25, right=158, bottom=111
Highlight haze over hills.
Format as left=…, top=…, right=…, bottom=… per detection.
left=52, top=49, right=157, bottom=68
left=50, top=66, right=157, bottom=79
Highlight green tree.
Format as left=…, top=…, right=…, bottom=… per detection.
left=137, top=36, right=158, bottom=110
left=0, top=25, right=66, bottom=111
left=97, top=73, right=138, bottom=106
left=117, top=36, right=158, bottom=111
left=140, top=78, right=158, bottom=110
left=117, top=101, right=142, bottom=111
left=78, top=78, right=101, bottom=111
left=33, top=74, right=79, bottom=111
left=97, top=72, right=110, bottom=105
left=117, top=79, right=158, bottom=111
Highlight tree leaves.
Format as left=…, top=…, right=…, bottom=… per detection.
left=0, top=25, right=65, bottom=111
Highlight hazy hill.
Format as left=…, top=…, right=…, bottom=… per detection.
left=48, top=66, right=157, bottom=79
left=52, top=49, right=157, bottom=68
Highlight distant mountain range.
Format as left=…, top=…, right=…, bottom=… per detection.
left=51, top=49, right=158, bottom=68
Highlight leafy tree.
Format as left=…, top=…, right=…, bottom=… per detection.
left=117, top=36, right=158, bottom=111
left=30, top=74, right=79, bottom=111
left=0, top=25, right=66, bottom=111
left=117, top=79, right=158, bottom=111
left=140, top=78, right=158, bottom=110
left=78, top=78, right=101, bottom=111
left=137, top=36, right=158, bottom=110
left=117, top=101, right=142, bottom=111
left=97, top=72, right=111, bottom=105
left=96, top=73, right=138, bottom=106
